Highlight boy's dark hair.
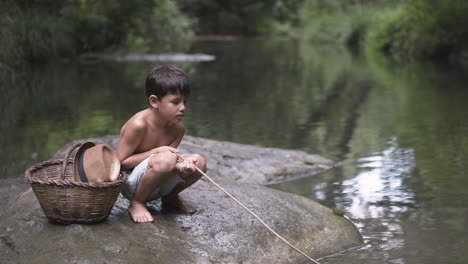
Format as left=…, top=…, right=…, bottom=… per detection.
left=145, top=65, right=190, bottom=99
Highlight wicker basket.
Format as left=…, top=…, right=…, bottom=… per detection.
left=24, top=143, right=126, bottom=224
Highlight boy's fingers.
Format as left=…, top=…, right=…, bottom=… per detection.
left=190, top=164, right=197, bottom=172
left=167, top=147, right=179, bottom=153
left=179, top=163, right=196, bottom=174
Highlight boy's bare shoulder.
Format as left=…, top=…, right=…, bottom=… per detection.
left=121, top=110, right=148, bottom=134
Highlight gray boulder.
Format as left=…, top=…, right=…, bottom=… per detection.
left=0, top=179, right=362, bottom=264
left=0, top=135, right=334, bottom=217
left=53, top=135, right=335, bottom=185
left=0, top=136, right=361, bottom=263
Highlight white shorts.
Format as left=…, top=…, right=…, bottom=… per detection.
left=121, top=154, right=185, bottom=201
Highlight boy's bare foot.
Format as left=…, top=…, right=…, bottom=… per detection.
left=129, top=201, right=154, bottom=223
left=161, top=195, right=197, bottom=214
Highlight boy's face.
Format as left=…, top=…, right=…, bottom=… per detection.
left=152, top=93, right=187, bottom=122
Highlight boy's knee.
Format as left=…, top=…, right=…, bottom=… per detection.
left=148, top=152, right=178, bottom=174
left=193, top=154, right=207, bottom=172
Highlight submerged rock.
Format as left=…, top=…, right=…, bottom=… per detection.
left=80, top=53, right=216, bottom=62
left=0, top=179, right=362, bottom=264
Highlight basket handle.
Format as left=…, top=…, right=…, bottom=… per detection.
left=60, top=143, right=83, bottom=180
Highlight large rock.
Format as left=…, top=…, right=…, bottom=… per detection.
left=0, top=136, right=361, bottom=263
left=53, top=135, right=335, bottom=185
left=0, top=135, right=334, bottom=217
left=0, top=179, right=362, bottom=264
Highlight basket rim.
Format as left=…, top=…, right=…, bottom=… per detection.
left=25, top=158, right=126, bottom=188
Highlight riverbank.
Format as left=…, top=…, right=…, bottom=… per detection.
left=298, top=0, right=468, bottom=63
left=0, top=1, right=295, bottom=65
left=4, top=1, right=467, bottom=65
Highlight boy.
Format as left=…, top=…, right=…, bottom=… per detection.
left=117, top=65, right=207, bottom=223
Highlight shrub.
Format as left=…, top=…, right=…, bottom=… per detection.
left=0, top=0, right=193, bottom=64
left=367, top=0, right=468, bottom=60
left=299, top=0, right=379, bottom=46
left=176, top=0, right=300, bottom=35
left=0, top=3, right=75, bottom=63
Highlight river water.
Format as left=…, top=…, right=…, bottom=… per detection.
left=1, top=39, right=468, bottom=263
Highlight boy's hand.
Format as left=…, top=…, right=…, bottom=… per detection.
left=153, top=146, right=179, bottom=156
left=175, top=158, right=197, bottom=176
left=181, top=155, right=198, bottom=165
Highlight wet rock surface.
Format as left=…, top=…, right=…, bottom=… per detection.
left=0, top=177, right=29, bottom=217
left=0, top=180, right=362, bottom=264
left=0, top=136, right=361, bottom=263
left=53, top=135, right=335, bottom=185
left=0, top=135, right=334, bottom=217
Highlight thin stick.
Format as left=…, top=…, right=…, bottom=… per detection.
left=179, top=156, right=320, bottom=264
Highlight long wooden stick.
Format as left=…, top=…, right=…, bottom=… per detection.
left=179, top=156, right=320, bottom=264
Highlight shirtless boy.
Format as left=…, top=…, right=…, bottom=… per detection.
left=117, top=65, right=207, bottom=223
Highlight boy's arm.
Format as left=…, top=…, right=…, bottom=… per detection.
left=171, top=126, right=201, bottom=175
left=117, top=121, right=181, bottom=170
left=116, top=121, right=147, bottom=170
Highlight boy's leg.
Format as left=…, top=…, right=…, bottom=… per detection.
left=162, top=154, right=207, bottom=214
left=129, top=151, right=178, bottom=223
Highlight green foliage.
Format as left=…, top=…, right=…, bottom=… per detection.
left=5, top=0, right=467, bottom=63
left=124, top=0, right=194, bottom=52
left=176, top=0, right=303, bottom=35
left=297, top=0, right=468, bottom=60
left=368, top=0, right=468, bottom=60
left=1, top=0, right=308, bottom=63
left=299, top=0, right=346, bottom=42
left=298, top=0, right=384, bottom=46
left=256, top=0, right=304, bottom=36
left=0, top=2, right=75, bottom=63
left=332, top=209, right=346, bottom=216
left=64, top=0, right=193, bottom=53
left=0, top=0, right=193, bottom=64
left=365, top=6, right=405, bottom=55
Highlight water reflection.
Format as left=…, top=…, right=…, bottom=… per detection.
left=346, top=139, right=415, bottom=219
left=270, top=50, right=468, bottom=263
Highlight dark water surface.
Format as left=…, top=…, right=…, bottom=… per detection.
left=2, top=39, right=468, bottom=263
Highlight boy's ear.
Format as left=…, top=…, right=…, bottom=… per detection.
left=149, top=95, right=159, bottom=108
